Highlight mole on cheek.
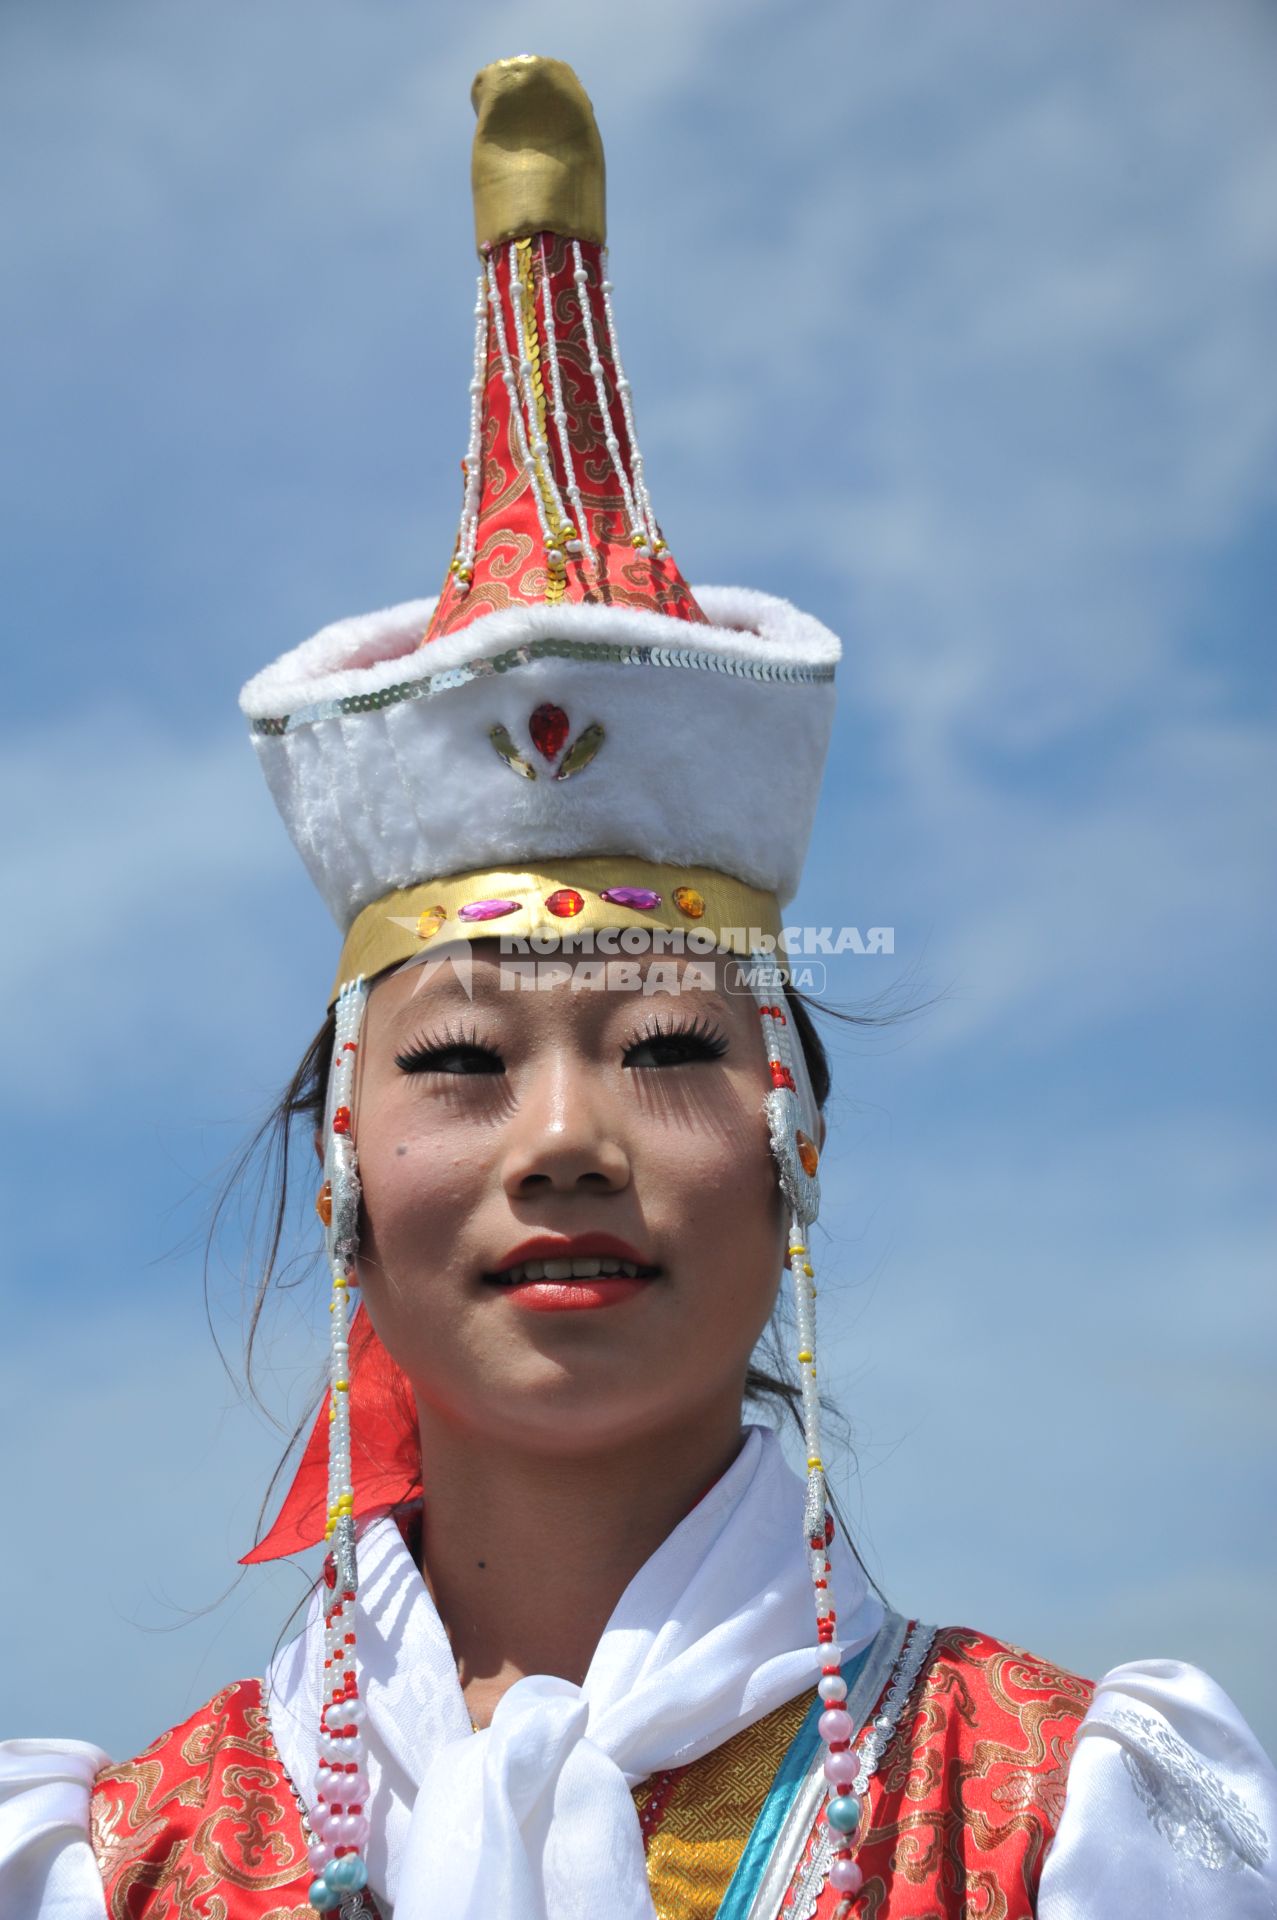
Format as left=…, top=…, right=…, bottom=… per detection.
left=395, top=1144, right=408, bottom=1157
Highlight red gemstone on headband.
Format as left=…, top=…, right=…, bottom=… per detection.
left=333, top=1105, right=352, bottom=1134
left=546, top=888, right=585, bottom=917
left=529, top=703, right=570, bottom=760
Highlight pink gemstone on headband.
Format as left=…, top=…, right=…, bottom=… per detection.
left=458, top=899, right=520, bottom=921
left=529, top=703, right=570, bottom=760
left=600, top=887, right=661, bottom=911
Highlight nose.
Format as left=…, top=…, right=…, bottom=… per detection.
left=500, top=1054, right=630, bottom=1197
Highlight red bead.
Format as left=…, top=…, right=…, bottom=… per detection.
left=342, top=1040, right=358, bottom=1054
left=769, top=1062, right=796, bottom=1090
left=333, top=1105, right=352, bottom=1135
left=529, top=703, right=570, bottom=760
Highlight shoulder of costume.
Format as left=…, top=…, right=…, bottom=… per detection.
left=90, top=1679, right=316, bottom=1911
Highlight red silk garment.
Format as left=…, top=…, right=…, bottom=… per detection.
left=88, top=1629, right=1090, bottom=1918
left=791, top=1627, right=1094, bottom=1918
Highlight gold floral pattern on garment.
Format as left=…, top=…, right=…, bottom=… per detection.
left=90, top=1678, right=383, bottom=1920
left=792, top=1627, right=1093, bottom=1919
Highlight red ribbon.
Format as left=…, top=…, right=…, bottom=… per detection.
left=240, top=1306, right=421, bottom=1564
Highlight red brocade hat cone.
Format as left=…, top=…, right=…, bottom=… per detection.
left=424, top=58, right=707, bottom=640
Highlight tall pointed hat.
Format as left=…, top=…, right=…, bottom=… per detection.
left=240, top=54, right=839, bottom=1005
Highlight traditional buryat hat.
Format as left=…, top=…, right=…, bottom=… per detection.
left=238, top=55, right=857, bottom=1915
left=239, top=55, right=838, bottom=1003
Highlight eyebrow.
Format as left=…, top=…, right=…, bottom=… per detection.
left=383, top=965, right=740, bottom=1028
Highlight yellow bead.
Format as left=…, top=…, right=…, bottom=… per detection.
left=807, top=1456, right=823, bottom=1471
left=335, top=1379, right=349, bottom=1392
left=803, top=1264, right=814, bottom=1278
left=797, top=1350, right=813, bottom=1364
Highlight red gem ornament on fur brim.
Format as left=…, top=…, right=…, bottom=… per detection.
left=241, top=1308, right=419, bottom=1563
left=425, top=57, right=706, bottom=639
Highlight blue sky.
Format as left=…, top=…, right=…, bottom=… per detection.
left=4, top=1, right=1274, bottom=1762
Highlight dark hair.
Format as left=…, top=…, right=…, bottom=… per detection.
left=207, top=969, right=917, bottom=1577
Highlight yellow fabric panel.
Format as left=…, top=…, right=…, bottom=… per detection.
left=633, top=1687, right=816, bottom=1920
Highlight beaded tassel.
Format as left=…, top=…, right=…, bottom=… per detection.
left=751, top=954, right=874, bottom=1908
left=308, top=977, right=372, bottom=1916
left=538, top=235, right=594, bottom=570
left=507, top=239, right=574, bottom=579
left=449, top=273, right=490, bottom=597
left=484, top=248, right=560, bottom=569
left=570, top=239, right=650, bottom=555
left=598, top=248, right=664, bottom=553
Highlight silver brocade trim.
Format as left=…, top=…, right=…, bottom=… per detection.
left=1109, top=1705, right=1269, bottom=1874
left=250, top=637, right=835, bottom=735
left=788, top=1621, right=939, bottom=1920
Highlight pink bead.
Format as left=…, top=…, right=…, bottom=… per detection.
left=830, top=1856, right=864, bottom=1895
left=819, top=1707, right=854, bottom=1744
left=824, top=1749, right=859, bottom=1788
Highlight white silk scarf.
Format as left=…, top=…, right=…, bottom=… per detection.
left=265, top=1424, right=884, bottom=1920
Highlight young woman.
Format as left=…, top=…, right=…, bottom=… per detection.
left=3, top=52, right=1273, bottom=1920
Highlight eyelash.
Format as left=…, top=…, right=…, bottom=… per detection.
left=393, top=1013, right=730, bottom=1075
left=626, top=1013, right=728, bottom=1066
left=394, top=1021, right=501, bottom=1076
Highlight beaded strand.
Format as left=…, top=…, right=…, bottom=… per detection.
left=483, top=248, right=558, bottom=564
left=570, top=239, right=650, bottom=555
left=507, top=240, right=574, bottom=579
left=538, top=235, right=595, bottom=570
left=598, top=248, right=663, bottom=553
left=753, top=951, right=878, bottom=1912
left=308, top=977, right=372, bottom=1916
left=449, top=273, right=489, bottom=597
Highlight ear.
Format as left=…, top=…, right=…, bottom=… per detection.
left=817, top=1112, right=827, bottom=1153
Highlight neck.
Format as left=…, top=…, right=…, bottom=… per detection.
left=415, top=1406, right=747, bottom=1725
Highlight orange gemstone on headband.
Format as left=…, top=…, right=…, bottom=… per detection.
left=796, top=1130, right=820, bottom=1176
left=315, top=1181, right=333, bottom=1226
left=673, top=886, right=705, bottom=919
left=546, top=888, right=585, bottom=918
left=416, top=905, right=447, bottom=941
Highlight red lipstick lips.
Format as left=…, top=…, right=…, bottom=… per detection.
left=483, top=1233, right=661, bottom=1312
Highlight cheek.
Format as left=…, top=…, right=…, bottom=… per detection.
left=355, top=1112, right=479, bottom=1281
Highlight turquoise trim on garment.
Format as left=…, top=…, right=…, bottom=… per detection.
left=716, top=1640, right=874, bottom=1920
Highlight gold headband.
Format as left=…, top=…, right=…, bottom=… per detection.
left=331, top=858, right=783, bottom=1006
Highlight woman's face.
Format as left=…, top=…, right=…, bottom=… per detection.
left=346, top=941, right=790, bottom=1459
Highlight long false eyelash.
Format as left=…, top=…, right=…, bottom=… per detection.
left=627, top=1011, right=729, bottom=1058
left=394, top=1019, right=502, bottom=1072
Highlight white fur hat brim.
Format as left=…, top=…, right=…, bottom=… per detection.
left=240, top=586, right=839, bottom=931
